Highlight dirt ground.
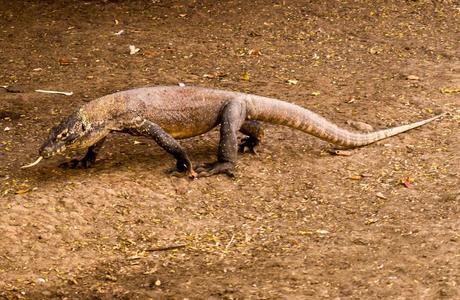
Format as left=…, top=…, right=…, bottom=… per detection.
left=0, top=0, right=459, bottom=299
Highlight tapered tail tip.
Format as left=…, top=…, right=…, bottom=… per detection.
left=21, top=156, right=43, bottom=169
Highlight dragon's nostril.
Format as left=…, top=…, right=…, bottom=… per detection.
left=39, top=146, right=53, bottom=158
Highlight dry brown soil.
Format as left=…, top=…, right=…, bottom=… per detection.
left=1, top=1, right=459, bottom=299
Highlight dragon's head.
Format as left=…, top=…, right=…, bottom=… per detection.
left=39, top=109, right=106, bottom=159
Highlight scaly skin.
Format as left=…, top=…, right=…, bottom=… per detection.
left=38, top=86, right=445, bottom=177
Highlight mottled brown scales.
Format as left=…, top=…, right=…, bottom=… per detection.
left=38, top=86, right=444, bottom=177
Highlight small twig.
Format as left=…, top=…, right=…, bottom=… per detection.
left=2, top=255, right=13, bottom=262
left=146, top=243, right=186, bottom=252
left=35, top=89, right=73, bottom=96
left=225, top=234, right=235, bottom=251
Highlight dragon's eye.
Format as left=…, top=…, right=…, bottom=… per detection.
left=57, top=131, right=68, bottom=139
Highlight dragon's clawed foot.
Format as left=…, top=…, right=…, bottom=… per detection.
left=168, top=167, right=197, bottom=179
left=59, top=157, right=95, bottom=169
left=238, top=137, right=259, bottom=155
left=196, top=161, right=235, bottom=177
left=59, top=150, right=97, bottom=169
left=167, top=159, right=197, bottom=179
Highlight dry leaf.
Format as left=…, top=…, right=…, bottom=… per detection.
left=15, top=189, right=30, bottom=195
left=440, top=87, right=460, bottom=94
left=142, top=50, right=156, bottom=58
left=129, top=45, right=140, bottom=55
left=401, top=177, right=415, bottom=188
left=407, top=75, right=420, bottom=80
left=248, top=49, right=262, bottom=56
left=365, top=218, right=378, bottom=225
left=105, top=274, right=117, bottom=282
left=58, top=57, right=77, bottom=66
left=376, top=192, right=387, bottom=199
left=240, top=71, right=250, bottom=81
left=369, top=47, right=381, bottom=54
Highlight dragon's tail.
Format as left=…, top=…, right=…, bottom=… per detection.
left=245, top=95, right=444, bottom=148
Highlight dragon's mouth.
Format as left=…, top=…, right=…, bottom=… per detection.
left=39, top=144, right=67, bottom=159
left=23, top=144, right=70, bottom=169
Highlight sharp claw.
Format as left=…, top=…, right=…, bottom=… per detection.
left=59, top=158, right=93, bottom=169
left=239, top=137, right=259, bottom=155
left=187, top=169, right=198, bottom=179
left=168, top=165, right=197, bottom=179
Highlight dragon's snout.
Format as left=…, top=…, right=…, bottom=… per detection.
left=39, top=143, right=66, bottom=159
left=39, top=145, right=54, bottom=158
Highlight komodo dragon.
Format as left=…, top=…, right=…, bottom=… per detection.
left=23, top=86, right=444, bottom=177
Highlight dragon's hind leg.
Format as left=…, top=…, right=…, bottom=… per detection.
left=197, top=100, right=246, bottom=177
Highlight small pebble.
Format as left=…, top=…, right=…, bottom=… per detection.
left=37, top=278, right=46, bottom=284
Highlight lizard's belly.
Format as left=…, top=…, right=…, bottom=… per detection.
left=154, top=112, right=221, bottom=139
left=141, top=93, right=226, bottom=139
left=167, top=124, right=218, bottom=139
